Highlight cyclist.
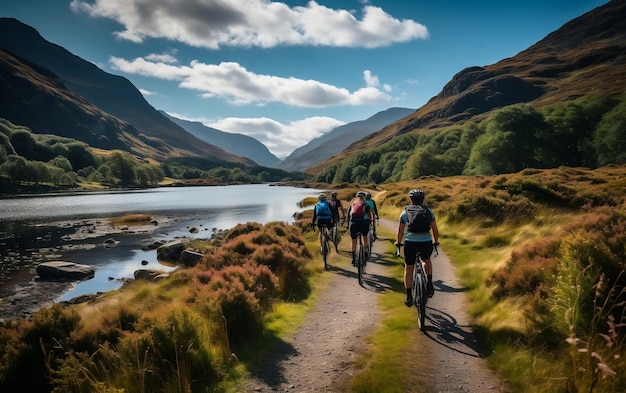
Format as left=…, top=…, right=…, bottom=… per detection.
left=364, top=192, right=379, bottom=239
left=396, top=189, right=439, bottom=306
left=328, top=191, right=346, bottom=224
left=347, top=191, right=374, bottom=265
left=311, top=193, right=334, bottom=237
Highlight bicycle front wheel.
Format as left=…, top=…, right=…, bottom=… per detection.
left=415, top=273, right=426, bottom=331
left=357, top=245, right=364, bottom=286
left=321, top=233, right=329, bottom=270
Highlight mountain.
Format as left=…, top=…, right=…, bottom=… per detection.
left=0, top=17, right=253, bottom=166
left=308, top=0, right=626, bottom=173
left=278, top=107, right=414, bottom=172
left=160, top=112, right=281, bottom=168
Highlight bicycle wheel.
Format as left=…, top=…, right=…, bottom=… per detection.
left=321, top=231, right=329, bottom=270
left=357, top=244, right=364, bottom=286
left=416, top=273, right=426, bottom=331
left=367, top=229, right=373, bottom=259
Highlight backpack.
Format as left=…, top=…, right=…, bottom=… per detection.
left=351, top=200, right=366, bottom=219
left=316, top=201, right=332, bottom=218
left=405, top=205, right=431, bottom=233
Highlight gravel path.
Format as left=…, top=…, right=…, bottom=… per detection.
left=242, top=218, right=509, bottom=392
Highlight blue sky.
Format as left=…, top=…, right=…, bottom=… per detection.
left=1, top=0, right=608, bottom=158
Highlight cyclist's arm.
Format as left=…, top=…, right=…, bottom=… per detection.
left=311, top=205, right=317, bottom=225
left=396, top=221, right=405, bottom=246
left=431, top=220, right=440, bottom=245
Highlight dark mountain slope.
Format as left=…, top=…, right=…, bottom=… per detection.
left=308, top=0, right=626, bottom=173
left=0, top=48, right=141, bottom=151
left=161, top=112, right=281, bottom=168
left=0, top=17, right=252, bottom=165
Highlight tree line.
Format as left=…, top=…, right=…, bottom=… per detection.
left=315, top=94, right=626, bottom=184
left=0, top=119, right=307, bottom=192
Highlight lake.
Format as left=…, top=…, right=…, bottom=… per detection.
left=0, top=184, right=322, bottom=301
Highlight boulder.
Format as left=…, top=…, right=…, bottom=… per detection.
left=36, top=261, right=95, bottom=280
left=134, top=269, right=169, bottom=281
left=180, top=249, right=204, bottom=267
left=157, top=240, right=185, bottom=262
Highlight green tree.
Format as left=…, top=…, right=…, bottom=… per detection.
left=465, top=105, right=551, bottom=175
left=351, top=165, right=368, bottom=183
left=105, top=151, right=136, bottom=185
left=594, top=99, right=626, bottom=166
left=1, top=155, right=27, bottom=184
left=49, top=156, right=73, bottom=172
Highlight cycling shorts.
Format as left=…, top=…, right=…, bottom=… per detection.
left=349, top=220, right=370, bottom=239
left=316, top=218, right=333, bottom=228
left=404, top=241, right=433, bottom=266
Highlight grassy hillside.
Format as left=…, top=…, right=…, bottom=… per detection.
left=0, top=165, right=624, bottom=392
left=311, top=95, right=626, bottom=183
left=308, top=1, right=626, bottom=179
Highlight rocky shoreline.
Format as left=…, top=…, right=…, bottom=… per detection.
left=0, top=214, right=197, bottom=322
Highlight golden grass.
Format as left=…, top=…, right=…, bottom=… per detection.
left=110, top=213, right=153, bottom=226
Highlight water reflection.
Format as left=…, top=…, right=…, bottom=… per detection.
left=0, top=184, right=321, bottom=302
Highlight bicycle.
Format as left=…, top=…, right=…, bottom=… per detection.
left=355, top=231, right=367, bottom=285
left=314, top=224, right=332, bottom=270
left=396, top=243, right=438, bottom=331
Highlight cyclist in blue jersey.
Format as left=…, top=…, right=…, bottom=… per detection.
left=311, top=193, right=334, bottom=235
left=396, top=189, right=439, bottom=306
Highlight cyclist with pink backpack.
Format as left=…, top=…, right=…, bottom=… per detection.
left=346, top=191, right=374, bottom=266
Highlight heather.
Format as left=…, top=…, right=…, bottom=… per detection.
left=0, top=221, right=311, bottom=393
left=374, top=165, right=626, bottom=392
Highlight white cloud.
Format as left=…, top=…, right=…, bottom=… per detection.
left=171, top=113, right=345, bottom=158
left=110, top=57, right=391, bottom=107
left=71, top=0, right=428, bottom=49
left=138, top=88, right=156, bottom=96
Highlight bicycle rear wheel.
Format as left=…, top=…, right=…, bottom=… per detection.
left=321, top=231, right=329, bottom=270
left=332, top=225, right=339, bottom=252
left=357, top=244, right=364, bottom=286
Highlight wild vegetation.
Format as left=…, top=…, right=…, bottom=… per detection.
left=0, top=165, right=624, bottom=392
left=0, top=221, right=313, bottom=392
left=314, top=94, right=626, bottom=184
left=0, top=118, right=308, bottom=193
left=370, top=165, right=626, bottom=393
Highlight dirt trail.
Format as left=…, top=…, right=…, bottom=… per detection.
left=242, top=217, right=508, bottom=392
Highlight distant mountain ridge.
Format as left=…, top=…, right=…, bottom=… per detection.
left=278, top=107, right=414, bottom=172
left=0, top=17, right=253, bottom=166
left=160, top=111, right=281, bottom=168
left=308, top=0, right=626, bottom=173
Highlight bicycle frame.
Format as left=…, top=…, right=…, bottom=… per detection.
left=397, top=244, right=427, bottom=331
left=356, top=232, right=366, bottom=286
left=317, top=225, right=332, bottom=270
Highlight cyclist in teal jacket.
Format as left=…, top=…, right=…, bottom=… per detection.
left=365, top=192, right=379, bottom=239
left=396, top=189, right=439, bottom=306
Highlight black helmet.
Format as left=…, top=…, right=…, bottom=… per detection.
left=318, top=193, right=327, bottom=200
left=356, top=191, right=366, bottom=199
left=365, top=192, right=372, bottom=200
left=331, top=192, right=337, bottom=198
left=408, top=189, right=425, bottom=202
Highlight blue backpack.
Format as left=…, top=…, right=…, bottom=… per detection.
left=316, top=201, right=332, bottom=218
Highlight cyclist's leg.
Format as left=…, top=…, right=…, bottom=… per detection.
left=349, top=222, right=358, bottom=265
left=404, top=242, right=419, bottom=306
